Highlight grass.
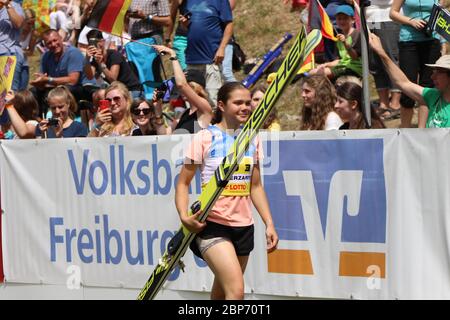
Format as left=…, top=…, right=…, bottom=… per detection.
left=28, top=0, right=413, bottom=129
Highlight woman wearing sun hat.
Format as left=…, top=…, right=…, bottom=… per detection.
left=370, top=33, right=450, bottom=128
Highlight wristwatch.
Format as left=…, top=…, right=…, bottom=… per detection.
left=48, top=77, right=54, bottom=84
left=169, top=56, right=178, bottom=61
left=148, top=14, right=154, bottom=22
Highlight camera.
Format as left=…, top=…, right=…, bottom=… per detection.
left=47, top=118, right=59, bottom=126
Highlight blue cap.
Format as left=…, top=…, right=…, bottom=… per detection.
left=335, top=5, right=354, bottom=17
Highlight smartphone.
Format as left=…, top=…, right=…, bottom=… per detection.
left=98, top=99, right=111, bottom=111
left=88, top=37, right=99, bottom=48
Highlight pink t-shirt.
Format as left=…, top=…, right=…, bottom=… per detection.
left=184, top=126, right=263, bottom=227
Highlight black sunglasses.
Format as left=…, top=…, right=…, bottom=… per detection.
left=131, top=108, right=152, bottom=116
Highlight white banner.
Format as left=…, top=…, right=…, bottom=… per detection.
left=2, top=129, right=450, bottom=299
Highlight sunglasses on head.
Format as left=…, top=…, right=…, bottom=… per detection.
left=131, top=108, right=152, bottom=116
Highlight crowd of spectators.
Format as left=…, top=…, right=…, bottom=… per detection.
left=1, top=0, right=450, bottom=140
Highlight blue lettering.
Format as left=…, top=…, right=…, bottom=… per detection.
left=125, top=231, right=144, bottom=265
left=89, top=160, right=108, bottom=195
left=146, top=230, right=159, bottom=265
left=48, top=215, right=209, bottom=273
left=136, top=160, right=150, bottom=195
left=103, top=215, right=123, bottom=264
left=110, top=145, right=117, bottom=194
left=95, top=215, right=102, bottom=263
left=50, top=217, right=64, bottom=262
left=78, top=229, right=94, bottom=263
left=68, top=149, right=89, bottom=194
left=152, top=144, right=171, bottom=195
left=119, top=145, right=136, bottom=195
left=65, top=228, right=77, bottom=262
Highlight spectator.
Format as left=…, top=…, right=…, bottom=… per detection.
left=222, top=0, right=237, bottom=83
left=88, top=81, right=134, bottom=137
left=0, top=0, right=25, bottom=91
left=2, top=90, right=38, bottom=139
left=50, top=0, right=72, bottom=41
left=126, top=0, right=170, bottom=100
left=84, top=29, right=142, bottom=99
left=390, top=0, right=442, bottom=128
left=367, top=0, right=402, bottom=121
left=370, top=34, right=450, bottom=128
left=181, top=0, right=233, bottom=106
left=19, top=8, right=37, bottom=90
left=175, top=82, right=278, bottom=300
left=67, top=0, right=82, bottom=45
left=36, top=86, right=88, bottom=138
left=309, top=5, right=362, bottom=80
left=300, top=74, right=343, bottom=130
left=30, top=29, right=85, bottom=117
left=250, top=84, right=281, bottom=131
left=166, top=0, right=189, bottom=70
left=153, top=44, right=213, bottom=134
left=335, top=81, right=386, bottom=129
left=131, top=96, right=170, bottom=135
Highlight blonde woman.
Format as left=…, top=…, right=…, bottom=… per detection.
left=88, top=81, right=134, bottom=137
left=36, top=86, right=88, bottom=138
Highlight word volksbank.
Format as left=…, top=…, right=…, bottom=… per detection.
left=68, top=144, right=201, bottom=195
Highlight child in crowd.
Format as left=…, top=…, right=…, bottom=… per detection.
left=309, top=4, right=362, bottom=80
left=36, top=86, right=88, bottom=138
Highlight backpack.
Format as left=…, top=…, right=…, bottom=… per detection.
left=231, top=37, right=246, bottom=71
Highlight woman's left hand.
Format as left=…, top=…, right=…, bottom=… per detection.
left=54, top=118, right=64, bottom=138
left=266, top=224, right=279, bottom=253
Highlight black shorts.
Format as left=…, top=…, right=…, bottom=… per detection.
left=190, top=220, right=254, bottom=259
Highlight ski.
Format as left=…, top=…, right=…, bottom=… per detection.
left=242, top=32, right=293, bottom=89
left=137, top=26, right=320, bottom=300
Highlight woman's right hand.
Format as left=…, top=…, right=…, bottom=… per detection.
left=181, top=211, right=206, bottom=233
left=409, top=18, right=427, bottom=30
left=95, top=108, right=112, bottom=126
left=38, top=119, right=50, bottom=134
left=369, top=33, right=385, bottom=56
left=152, top=44, right=176, bottom=58
left=86, top=46, right=97, bottom=59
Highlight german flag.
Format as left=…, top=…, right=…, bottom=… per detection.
left=297, top=52, right=315, bottom=74
left=87, top=0, right=132, bottom=36
left=308, top=0, right=337, bottom=41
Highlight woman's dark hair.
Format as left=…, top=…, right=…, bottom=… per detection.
left=212, top=82, right=248, bottom=124
left=130, top=97, right=153, bottom=115
left=336, top=81, right=385, bottom=129
left=11, top=90, right=38, bottom=121
left=336, top=81, right=362, bottom=109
